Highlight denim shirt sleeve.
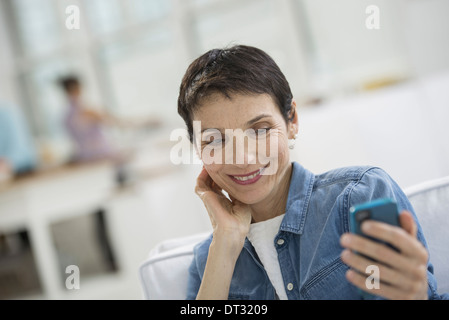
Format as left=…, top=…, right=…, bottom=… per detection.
left=186, top=256, right=201, bottom=300
left=349, top=167, right=446, bottom=300
left=186, top=236, right=211, bottom=300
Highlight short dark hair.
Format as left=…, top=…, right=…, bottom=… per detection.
left=58, top=75, right=80, bottom=93
left=177, top=45, right=295, bottom=142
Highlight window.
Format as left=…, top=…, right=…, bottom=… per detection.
left=7, top=0, right=441, bottom=165
left=84, top=0, right=123, bottom=35
left=10, top=0, right=60, bottom=57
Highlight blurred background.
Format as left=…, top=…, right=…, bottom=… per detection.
left=0, top=0, right=448, bottom=299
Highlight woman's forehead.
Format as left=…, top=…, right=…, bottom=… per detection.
left=193, top=93, right=280, bottom=126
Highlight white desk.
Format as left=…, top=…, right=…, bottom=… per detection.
left=0, top=161, right=116, bottom=299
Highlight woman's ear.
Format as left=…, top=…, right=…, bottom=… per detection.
left=288, top=99, right=299, bottom=139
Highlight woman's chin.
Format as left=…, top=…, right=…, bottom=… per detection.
left=229, top=190, right=268, bottom=205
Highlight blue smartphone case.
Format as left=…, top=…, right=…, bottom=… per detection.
left=349, top=198, right=400, bottom=237
left=348, top=198, right=400, bottom=299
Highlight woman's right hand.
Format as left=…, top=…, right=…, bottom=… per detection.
left=194, top=167, right=252, bottom=299
left=195, top=166, right=252, bottom=248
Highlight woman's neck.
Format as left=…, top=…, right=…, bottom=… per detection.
left=249, top=162, right=293, bottom=223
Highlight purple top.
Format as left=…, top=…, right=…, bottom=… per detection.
left=64, top=99, right=116, bottom=162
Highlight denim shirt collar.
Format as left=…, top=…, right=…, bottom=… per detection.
left=243, top=162, right=315, bottom=251
left=280, top=161, right=315, bottom=235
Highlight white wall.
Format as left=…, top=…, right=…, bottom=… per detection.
left=302, top=0, right=409, bottom=94
left=291, top=71, right=449, bottom=189
left=402, top=0, right=449, bottom=77
left=192, top=0, right=310, bottom=100
left=300, top=0, right=449, bottom=98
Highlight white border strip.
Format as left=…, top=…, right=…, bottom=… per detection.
left=404, top=175, right=449, bottom=198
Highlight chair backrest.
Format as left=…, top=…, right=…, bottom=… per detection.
left=404, top=175, right=449, bottom=296
left=139, top=232, right=210, bottom=299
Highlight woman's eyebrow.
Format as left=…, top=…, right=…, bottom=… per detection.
left=245, top=114, right=272, bottom=126
left=200, top=114, right=273, bottom=133
left=201, top=127, right=224, bottom=133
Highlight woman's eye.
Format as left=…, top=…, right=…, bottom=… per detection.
left=249, top=128, right=271, bottom=138
left=258, top=128, right=271, bottom=135
left=206, top=136, right=224, bottom=146
left=209, top=139, right=222, bottom=145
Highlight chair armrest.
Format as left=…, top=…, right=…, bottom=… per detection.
left=139, top=232, right=210, bottom=299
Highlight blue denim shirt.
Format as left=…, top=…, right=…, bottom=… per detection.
left=187, top=162, right=448, bottom=300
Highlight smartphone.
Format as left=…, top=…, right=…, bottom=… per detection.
left=349, top=198, right=401, bottom=299
left=349, top=198, right=400, bottom=242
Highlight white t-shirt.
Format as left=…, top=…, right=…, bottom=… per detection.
left=247, top=214, right=288, bottom=300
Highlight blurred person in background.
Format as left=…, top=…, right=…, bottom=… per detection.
left=57, top=75, right=164, bottom=272
left=58, top=75, right=124, bottom=164
left=59, top=75, right=131, bottom=186
left=58, top=74, right=162, bottom=186
left=57, top=76, right=129, bottom=270
left=0, top=100, right=38, bottom=184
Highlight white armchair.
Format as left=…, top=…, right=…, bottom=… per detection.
left=139, top=232, right=210, bottom=300
left=139, top=176, right=449, bottom=299
left=404, top=175, right=449, bottom=295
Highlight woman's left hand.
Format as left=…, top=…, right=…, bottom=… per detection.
left=340, top=210, right=429, bottom=300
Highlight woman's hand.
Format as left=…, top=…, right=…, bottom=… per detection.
left=195, top=166, right=252, bottom=247
left=194, top=166, right=253, bottom=300
left=340, top=210, right=429, bottom=300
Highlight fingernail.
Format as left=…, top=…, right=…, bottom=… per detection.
left=341, top=234, right=351, bottom=246
left=362, top=221, right=372, bottom=232
left=346, top=269, right=355, bottom=280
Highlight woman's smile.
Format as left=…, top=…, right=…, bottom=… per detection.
left=228, top=166, right=267, bottom=185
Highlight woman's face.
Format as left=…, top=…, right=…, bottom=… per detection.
left=193, top=92, right=298, bottom=205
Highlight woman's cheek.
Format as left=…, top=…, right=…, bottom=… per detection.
left=262, top=130, right=288, bottom=176
left=203, top=163, right=220, bottom=177
left=200, top=144, right=225, bottom=166
left=202, top=164, right=226, bottom=189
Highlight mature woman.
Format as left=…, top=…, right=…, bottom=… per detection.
left=177, top=45, right=445, bottom=300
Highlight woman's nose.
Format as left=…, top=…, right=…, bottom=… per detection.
left=224, top=130, right=257, bottom=167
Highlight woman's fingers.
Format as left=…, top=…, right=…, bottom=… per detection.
left=210, top=180, right=223, bottom=195
left=196, top=166, right=224, bottom=197
left=344, top=268, right=423, bottom=300
left=359, top=212, right=428, bottom=261
left=341, top=232, right=427, bottom=279
left=341, top=248, right=425, bottom=293
left=341, top=233, right=409, bottom=270
left=340, top=235, right=428, bottom=299
left=340, top=210, right=429, bottom=300
left=399, top=210, right=418, bottom=238
left=195, top=167, right=210, bottom=196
